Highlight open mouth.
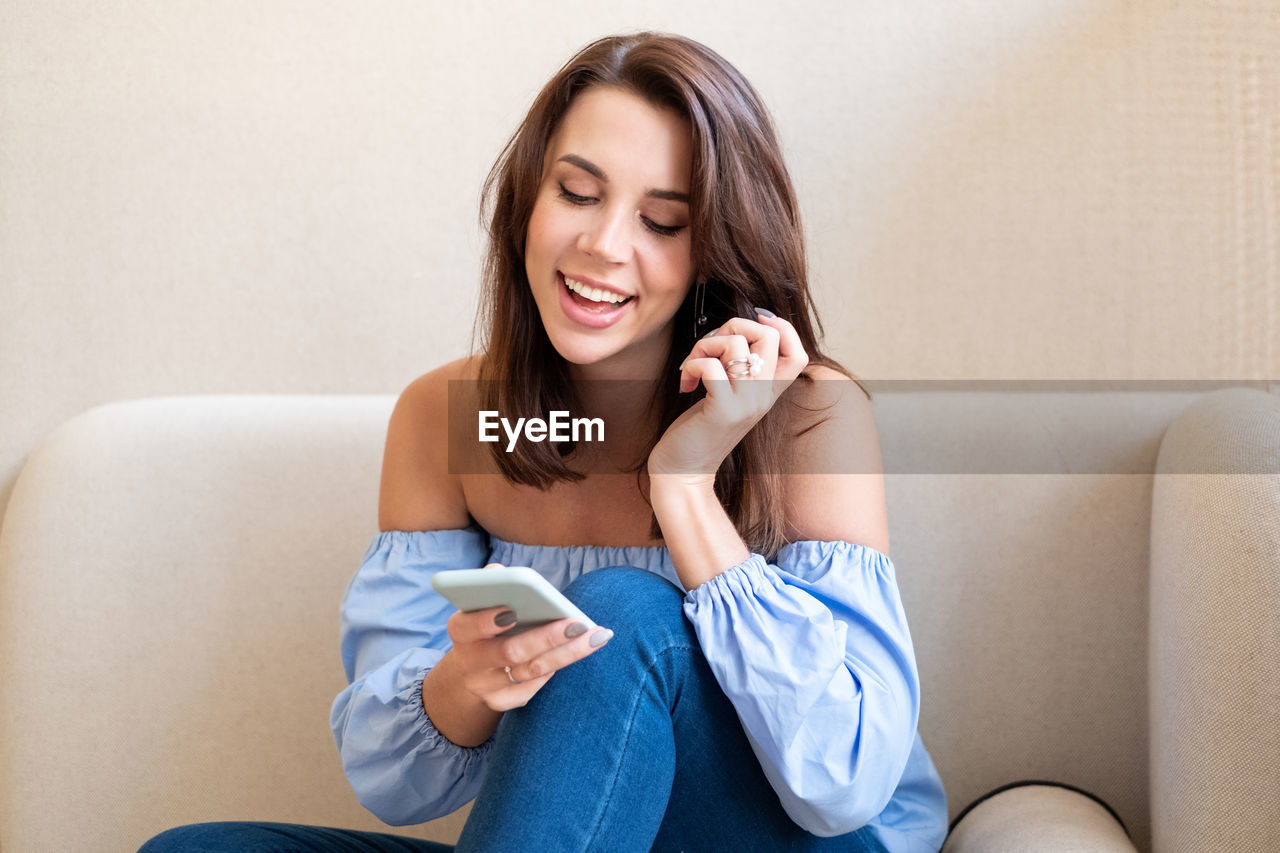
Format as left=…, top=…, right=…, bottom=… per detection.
left=562, top=274, right=633, bottom=313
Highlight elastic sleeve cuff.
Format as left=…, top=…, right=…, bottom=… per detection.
left=683, top=553, right=775, bottom=606
left=403, top=665, right=497, bottom=764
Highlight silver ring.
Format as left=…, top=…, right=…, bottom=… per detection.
left=726, top=353, right=764, bottom=380
left=504, top=666, right=519, bottom=684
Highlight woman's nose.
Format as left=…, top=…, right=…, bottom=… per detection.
left=577, top=207, right=631, bottom=264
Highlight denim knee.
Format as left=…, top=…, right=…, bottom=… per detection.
left=139, top=821, right=454, bottom=853
left=562, top=567, right=695, bottom=653
left=139, top=822, right=247, bottom=852
left=564, top=567, right=683, bottom=622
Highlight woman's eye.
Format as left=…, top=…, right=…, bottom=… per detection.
left=643, top=217, right=685, bottom=238
left=558, top=182, right=684, bottom=238
left=558, top=184, right=593, bottom=205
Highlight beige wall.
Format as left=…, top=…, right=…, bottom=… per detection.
left=2, top=0, right=1277, bottom=513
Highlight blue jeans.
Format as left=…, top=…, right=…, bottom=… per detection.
left=141, top=567, right=887, bottom=853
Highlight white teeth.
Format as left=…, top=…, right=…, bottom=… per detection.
left=565, top=276, right=628, bottom=304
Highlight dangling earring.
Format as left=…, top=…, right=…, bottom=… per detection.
left=693, top=278, right=708, bottom=340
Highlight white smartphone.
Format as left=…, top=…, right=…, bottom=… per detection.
left=431, top=566, right=596, bottom=636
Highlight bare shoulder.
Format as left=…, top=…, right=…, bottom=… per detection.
left=786, top=364, right=877, bottom=453
left=377, top=355, right=482, bottom=532
left=780, top=364, right=890, bottom=557
left=790, top=363, right=871, bottom=406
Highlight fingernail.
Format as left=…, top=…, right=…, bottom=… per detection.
left=702, top=329, right=718, bottom=339
left=495, top=610, right=518, bottom=627
left=754, top=307, right=777, bottom=318
left=589, top=628, right=613, bottom=648
left=565, top=622, right=587, bottom=638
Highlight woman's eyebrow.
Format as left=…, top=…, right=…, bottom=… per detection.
left=557, top=154, right=689, bottom=204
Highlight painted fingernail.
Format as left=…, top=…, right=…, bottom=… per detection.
left=494, top=610, right=518, bottom=627
left=589, top=628, right=614, bottom=648
left=754, top=307, right=777, bottom=318
left=565, top=622, right=587, bottom=638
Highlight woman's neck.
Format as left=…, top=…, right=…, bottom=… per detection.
left=564, top=358, right=669, bottom=474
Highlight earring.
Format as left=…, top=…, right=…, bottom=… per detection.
left=693, top=279, right=708, bottom=339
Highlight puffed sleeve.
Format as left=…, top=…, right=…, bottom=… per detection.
left=329, top=527, right=493, bottom=824
left=682, top=540, right=920, bottom=837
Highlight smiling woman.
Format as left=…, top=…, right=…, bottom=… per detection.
left=141, top=31, right=947, bottom=853
left=524, top=86, right=694, bottom=365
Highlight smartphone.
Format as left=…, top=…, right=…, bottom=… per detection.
left=431, top=566, right=596, bottom=636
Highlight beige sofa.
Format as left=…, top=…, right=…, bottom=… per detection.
left=1, top=386, right=1277, bottom=852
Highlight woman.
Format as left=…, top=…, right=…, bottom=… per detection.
left=143, top=32, right=947, bottom=853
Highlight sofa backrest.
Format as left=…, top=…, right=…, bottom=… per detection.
left=1, top=388, right=1266, bottom=851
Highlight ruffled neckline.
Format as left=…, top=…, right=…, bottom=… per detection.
left=374, top=527, right=891, bottom=588
left=485, top=531, right=678, bottom=585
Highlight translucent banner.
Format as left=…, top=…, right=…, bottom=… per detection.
left=446, top=380, right=1280, bottom=475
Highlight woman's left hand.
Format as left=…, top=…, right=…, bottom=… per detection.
left=647, top=310, right=808, bottom=482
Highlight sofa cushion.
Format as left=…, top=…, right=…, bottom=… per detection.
left=943, top=782, right=1135, bottom=852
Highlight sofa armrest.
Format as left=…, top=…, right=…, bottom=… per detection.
left=1150, top=388, right=1280, bottom=852
left=942, top=783, right=1135, bottom=852
left=0, top=396, right=477, bottom=851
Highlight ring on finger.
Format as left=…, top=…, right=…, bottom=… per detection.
left=504, top=666, right=520, bottom=685
left=725, top=353, right=764, bottom=379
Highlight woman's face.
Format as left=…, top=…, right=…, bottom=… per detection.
left=524, top=85, right=695, bottom=378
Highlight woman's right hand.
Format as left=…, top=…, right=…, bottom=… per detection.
left=443, top=566, right=613, bottom=712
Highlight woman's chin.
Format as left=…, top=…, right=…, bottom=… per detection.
left=550, top=342, right=617, bottom=369
left=543, top=320, right=676, bottom=377
left=545, top=336, right=637, bottom=376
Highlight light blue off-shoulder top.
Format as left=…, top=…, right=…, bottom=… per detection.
left=330, top=528, right=947, bottom=853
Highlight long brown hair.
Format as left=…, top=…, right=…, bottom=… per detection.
left=475, top=32, right=866, bottom=555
